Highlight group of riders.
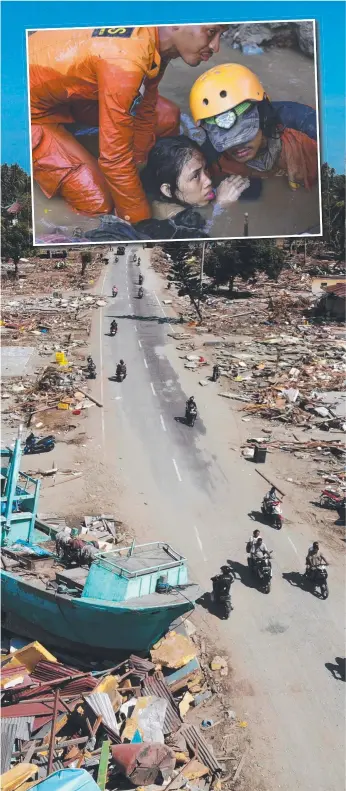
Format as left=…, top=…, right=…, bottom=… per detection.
left=211, top=484, right=329, bottom=616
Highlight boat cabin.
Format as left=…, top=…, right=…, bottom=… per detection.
left=82, top=542, right=189, bottom=601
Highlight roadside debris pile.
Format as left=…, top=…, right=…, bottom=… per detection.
left=1, top=293, right=107, bottom=432
left=1, top=630, right=246, bottom=790
left=1, top=248, right=107, bottom=296
left=1, top=293, right=107, bottom=349
left=1, top=358, right=102, bottom=432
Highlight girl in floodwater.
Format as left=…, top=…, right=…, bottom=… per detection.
left=141, top=135, right=250, bottom=231
left=189, top=64, right=318, bottom=192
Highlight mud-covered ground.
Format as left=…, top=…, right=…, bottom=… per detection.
left=33, top=42, right=321, bottom=243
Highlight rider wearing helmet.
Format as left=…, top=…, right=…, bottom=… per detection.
left=189, top=64, right=318, bottom=191
left=211, top=565, right=234, bottom=601
left=186, top=396, right=197, bottom=412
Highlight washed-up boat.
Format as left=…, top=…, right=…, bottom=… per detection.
left=1, top=541, right=201, bottom=656
left=1, top=438, right=201, bottom=656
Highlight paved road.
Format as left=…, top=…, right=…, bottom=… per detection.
left=98, top=247, right=345, bottom=791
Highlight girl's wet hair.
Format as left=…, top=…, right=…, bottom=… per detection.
left=141, top=135, right=204, bottom=203
left=258, top=97, right=285, bottom=139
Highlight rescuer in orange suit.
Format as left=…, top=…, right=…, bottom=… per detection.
left=29, top=25, right=228, bottom=225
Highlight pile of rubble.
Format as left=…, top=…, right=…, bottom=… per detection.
left=1, top=293, right=107, bottom=349
left=1, top=249, right=107, bottom=296
left=1, top=630, right=246, bottom=790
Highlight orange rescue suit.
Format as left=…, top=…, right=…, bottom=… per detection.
left=214, top=129, right=318, bottom=190
left=29, top=27, right=180, bottom=222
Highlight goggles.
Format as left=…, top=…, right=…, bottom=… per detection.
left=204, top=100, right=254, bottom=130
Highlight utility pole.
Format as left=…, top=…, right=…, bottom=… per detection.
left=198, top=240, right=206, bottom=310
left=243, top=213, right=249, bottom=237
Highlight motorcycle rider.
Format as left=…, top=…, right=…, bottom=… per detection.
left=138, top=286, right=144, bottom=298
left=306, top=542, right=328, bottom=575
left=112, top=285, right=118, bottom=297
left=116, top=359, right=127, bottom=378
left=252, top=536, right=270, bottom=561
left=87, top=355, right=96, bottom=370
left=212, top=364, right=220, bottom=382
left=110, top=319, right=118, bottom=334
left=247, top=528, right=262, bottom=554
left=186, top=396, right=197, bottom=414
left=138, top=273, right=144, bottom=285
left=211, top=565, right=234, bottom=610
left=137, top=257, right=141, bottom=265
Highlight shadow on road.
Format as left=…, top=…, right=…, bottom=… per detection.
left=227, top=559, right=254, bottom=588
left=282, top=571, right=307, bottom=590
left=105, top=313, right=183, bottom=325
left=248, top=510, right=270, bottom=527
left=197, top=591, right=231, bottom=621
left=174, top=416, right=188, bottom=426
left=325, top=657, right=346, bottom=681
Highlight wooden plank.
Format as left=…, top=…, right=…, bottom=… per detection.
left=255, top=469, right=286, bottom=498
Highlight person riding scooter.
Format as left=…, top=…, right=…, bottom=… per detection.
left=212, top=364, right=220, bottom=382
left=137, top=257, right=141, bottom=266
left=112, top=285, right=118, bottom=297
left=211, top=565, right=234, bottom=617
left=116, top=359, right=127, bottom=380
left=138, top=273, right=144, bottom=286
left=110, top=320, right=118, bottom=336
left=138, top=286, right=144, bottom=299
left=306, top=542, right=328, bottom=574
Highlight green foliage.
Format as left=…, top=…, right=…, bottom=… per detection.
left=204, top=239, right=285, bottom=295
left=166, top=242, right=204, bottom=319
left=320, top=163, right=345, bottom=257
left=1, top=163, right=31, bottom=208
left=1, top=220, right=32, bottom=276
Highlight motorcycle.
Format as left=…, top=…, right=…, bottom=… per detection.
left=114, top=256, right=119, bottom=263
left=137, top=258, right=141, bottom=266
left=212, top=365, right=220, bottom=382
left=87, top=363, right=97, bottom=379
left=112, top=287, right=118, bottom=298
left=305, top=565, right=329, bottom=599
left=110, top=324, right=118, bottom=336
left=138, top=274, right=143, bottom=286
left=185, top=406, right=197, bottom=427
left=24, top=433, right=55, bottom=454
left=116, top=365, right=127, bottom=382
left=133, top=254, right=137, bottom=263
left=251, top=552, right=273, bottom=594
left=138, top=287, right=144, bottom=299
left=261, top=497, right=283, bottom=530
left=319, top=488, right=344, bottom=510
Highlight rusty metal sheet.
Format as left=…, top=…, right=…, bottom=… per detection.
left=180, top=725, right=222, bottom=774
left=141, top=673, right=181, bottom=734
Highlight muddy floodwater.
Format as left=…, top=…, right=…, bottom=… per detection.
left=33, top=43, right=321, bottom=244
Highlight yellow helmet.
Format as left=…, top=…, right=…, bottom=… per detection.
left=190, top=64, right=265, bottom=124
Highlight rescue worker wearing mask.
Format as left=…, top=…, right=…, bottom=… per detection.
left=189, top=64, right=318, bottom=191
left=29, top=25, right=227, bottom=224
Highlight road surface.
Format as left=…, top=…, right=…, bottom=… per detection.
left=95, top=246, right=345, bottom=791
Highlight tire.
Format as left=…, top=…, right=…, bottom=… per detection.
left=321, top=583, right=329, bottom=600
left=261, top=506, right=265, bottom=514
left=275, top=516, right=283, bottom=530
left=263, top=583, right=271, bottom=594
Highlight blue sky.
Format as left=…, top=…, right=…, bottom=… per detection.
left=1, top=0, right=345, bottom=173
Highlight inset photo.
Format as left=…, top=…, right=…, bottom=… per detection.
left=27, top=21, right=322, bottom=245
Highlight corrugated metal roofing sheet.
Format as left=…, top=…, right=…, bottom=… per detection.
left=129, top=655, right=155, bottom=677
left=31, top=661, right=80, bottom=682
left=1, top=722, right=18, bottom=773
left=141, top=673, right=181, bottom=734
left=180, top=724, right=222, bottom=774
left=325, top=282, right=346, bottom=298
left=84, top=692, right=119, bottom=740
left=0, top=716, right=34, bottom=773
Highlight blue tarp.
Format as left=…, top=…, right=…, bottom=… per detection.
left=30, top=768, right=100, bottom=791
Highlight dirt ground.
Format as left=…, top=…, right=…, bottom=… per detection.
left=32, top=41, right=321, bottom=244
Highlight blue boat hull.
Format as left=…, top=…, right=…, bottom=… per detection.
left=1, top=571, right=196, bottom=656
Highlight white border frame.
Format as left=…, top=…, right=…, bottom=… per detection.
left=26, top=19, right=322, bottom=247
